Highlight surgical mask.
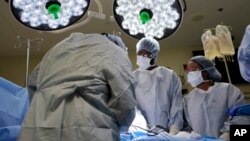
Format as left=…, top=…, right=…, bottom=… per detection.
left=137, top=56, right=151, bottom=70
left=187, top=70, right=204, bottom=87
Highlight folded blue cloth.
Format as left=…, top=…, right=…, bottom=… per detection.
left=227, top=104, right=250, bottom=117
left=0, top=126, right=21, bottom=141
left=0, top=77, right=29, bottom=141
left=120, top=131, right=226, bottom=141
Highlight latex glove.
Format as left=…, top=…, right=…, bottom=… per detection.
left=219, top=132, right=229, bottom=141
left=174, top=131, right=192, bottom=138
left=169, top=125, right=180, bottom=135
left=190, top=131, right=202, bottom=139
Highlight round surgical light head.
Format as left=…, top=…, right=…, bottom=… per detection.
left=113, top=0, right=183, bottom=40
left=10, top=0, right=90, bottom=31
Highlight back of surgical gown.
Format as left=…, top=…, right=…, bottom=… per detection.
left=238, top=24, right=250, bottom=82
left=18, top=33, right=136, bottom=141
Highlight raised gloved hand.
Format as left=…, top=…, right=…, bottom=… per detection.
left=102, top=33, right=128, bottom=52
left=169, top=125, right=180, bottom=135
left=219, top=132, right=229, bottom=141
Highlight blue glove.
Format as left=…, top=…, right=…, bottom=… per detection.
left=227, top=104, right=250, bottom=117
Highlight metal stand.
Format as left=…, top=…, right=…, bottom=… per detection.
left=202, top=24, right=234, bottom=84
left=222, top=56, right=232, bottom=83
left=15, top=36, right=43, bottom=87
left=25, top=39, right=31, bottom=86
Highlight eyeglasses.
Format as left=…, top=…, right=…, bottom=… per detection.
left=137, top=54, right=153, bottom=59
left=137, top=51, right=153, bottom=58
left=185, top=68, right=203, bottom=73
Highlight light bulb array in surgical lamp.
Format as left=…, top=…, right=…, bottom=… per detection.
left=10, top=0, right=90, bottom=31
left=113, top=0, right=184, bottom=40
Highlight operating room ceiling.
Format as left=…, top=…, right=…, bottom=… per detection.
left=0, top=0, right=250, bottom=56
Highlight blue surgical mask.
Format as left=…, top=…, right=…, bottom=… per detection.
left=136, top=56, right=151, bottom=70
left=187, top=70, right=204, bottom=87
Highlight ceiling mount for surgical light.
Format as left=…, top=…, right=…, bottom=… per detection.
left=10, top=0, right=90, bottom=31
left=113, top=0, right=184, bottom=40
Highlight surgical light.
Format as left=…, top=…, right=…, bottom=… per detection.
left=113, top=0, right=183, bottom=40
left=10, top=0, right=90, bottom=31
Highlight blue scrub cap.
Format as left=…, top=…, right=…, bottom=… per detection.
left=190, top=56, right=222, bottom=82
left=103, top=33, right=128, bottom=52
left=136, top=37, right=160, bottom=59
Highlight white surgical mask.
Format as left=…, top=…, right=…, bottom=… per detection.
left=187, top=71, right=204, bottom=87
left=136, top=56, right=151, bottom=70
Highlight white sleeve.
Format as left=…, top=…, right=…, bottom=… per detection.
left=169, top=72, right=183, bottom=130
left=221, top=84, right=249, bottom=132
left=104, top=49, right=137, bottom=130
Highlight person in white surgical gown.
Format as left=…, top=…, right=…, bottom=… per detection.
left=238, top=24, right=250, bottom=82
left=184, top=55, right=250, bottom=141
left=18, top=33, right=136, bottom=141
left=133, top=37, right=183, bottom=135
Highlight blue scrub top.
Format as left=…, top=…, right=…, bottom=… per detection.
left=238, top=25, right=250, bottom=82
left=0, top=77, right=29, bottom=141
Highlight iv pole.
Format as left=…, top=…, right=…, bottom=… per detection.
left=15, top=36, right=43, bottom=87
left=222, top=55, right=232, bottom=83
left=203, top=25, right=233, bottom=84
